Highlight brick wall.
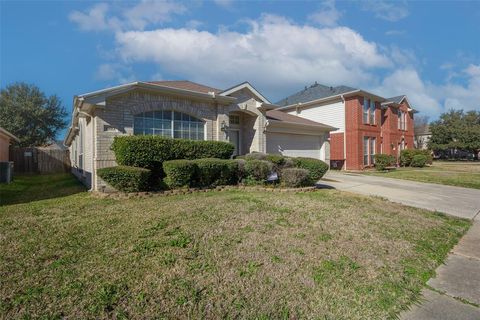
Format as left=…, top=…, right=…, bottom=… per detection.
left=329, top=132, right=344, bottom=160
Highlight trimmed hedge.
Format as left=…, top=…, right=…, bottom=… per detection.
left=163, top=160, right=197, bottom=188
left=195, top=158, right=239, bottom=187
left=244, top=152, right=268, bottom=161
left=281, top=168, right=312, bottom=187
left=292, top=157, right=329, bottom=182
left=163, top=158, right=242, bottom=189
left=374, top=154, right=396, bottom=171
left=97, top=166, right=151, bottom=192
left=400, top=149, right=433, bottom=167
left=411, top=154, right=427, bottom=167
left=111, top=135, right=235, bottom=174
left=244, top=160, right=273, bottom=181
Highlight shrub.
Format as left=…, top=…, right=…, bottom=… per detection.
left=97, top=166, right=151, bottom=192
left=265, top=154, right=285, bottom=166
left=399, top=149, right=415, bottom=167
left=163, top=160, right=197, bottom=188
left=111, top=135, right=234, bottom=174
left=265, top=154, right=286, bottom=171
left=194, top=158, right=238, bottom=187
left=292, top=157, right=329, bottom=182
left=400, top=149, right=433, bottom=166
left=374, top=154, right=396, bottom=171
left=233, top=159, right=247, bottom=182
left=244, top=152, right=268, bottom=161
left=244, top=160, right=273, bottom=181
left=281, top=168, right=312, bottom=187
left=411, top=154, right=427, bottom=167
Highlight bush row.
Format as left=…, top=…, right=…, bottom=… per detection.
left=163, top=158, right=242, bottom=188
left=111, top=135, right=235, bottom=175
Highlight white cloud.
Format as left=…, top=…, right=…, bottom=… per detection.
left=69, top=0, right=186, bottom=32
left=123, top=0, right=186, bottom=30
left=362, top=0, right=409, bottom=22
left=375, top=66, right=480, bottom=117
left=308, top=0, right=342, bottom=27
left=94, top=63, right=135, bottom=83
left=69, top=3, right=121, bottom=32
left=374, top=69, right=442, bottom=115
left=115, top=14, right=391, bottom=97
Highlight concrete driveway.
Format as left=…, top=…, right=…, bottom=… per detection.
left=319, top=171, right=480, bottom=220
left=319, top=171, right=480, bottom=319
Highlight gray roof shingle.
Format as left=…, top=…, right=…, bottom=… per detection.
left=385, top=95, right=406, bottom=104
left=275, top=83, right=357, bottom=106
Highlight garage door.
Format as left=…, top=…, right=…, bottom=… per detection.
left=266, top=133, right=321, bottom=159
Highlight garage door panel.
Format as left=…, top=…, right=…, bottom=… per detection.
left=266, top=133, right=321, bottom=159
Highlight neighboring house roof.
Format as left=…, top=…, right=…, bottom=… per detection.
left=147, top=80, right=222, bottom=94
left=220, top=81, right=271, bottom=104
left=266, top=109, right=337, bottom=130
left=275, top=83, right=357, bottom=106
left=0, top=127, right=20, bottom=142
left=41, top=140, right=68, bottom=150
left=384, top=95, right=406, bottom=104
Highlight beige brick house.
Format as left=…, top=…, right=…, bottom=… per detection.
left=64, top=81, right=335, bottom=191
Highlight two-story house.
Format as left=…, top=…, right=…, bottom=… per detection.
left=276, top=83, right=415, bottom=170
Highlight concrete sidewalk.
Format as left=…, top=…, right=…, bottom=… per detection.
left=318, top=172, right=480, bottom=319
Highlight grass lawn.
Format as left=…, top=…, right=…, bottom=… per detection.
left=0, top=174, right=471, bottom=319
left=364, top=161, right=480, bottom=189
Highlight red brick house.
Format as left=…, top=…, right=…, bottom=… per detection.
left=276, top=83, right=416, bottom=170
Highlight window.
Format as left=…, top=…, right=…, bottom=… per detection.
left=363, top=137, right=369, bottom=165
left=78, top=123, right=83, bottom=170
left=363, top=98, right=369, bottom=124
left=363, top=97, right=376, bottom=125
left=229, top=114, right=240, bottom=125
left=369, top=100, right=375, bottom=124
left=363, top=136, right=376, bottom=166
left=370, top=137, right=376, bottom=165
left=398, top=110, right=407, bottom=130
left=133, top=111, right=204, bottom=140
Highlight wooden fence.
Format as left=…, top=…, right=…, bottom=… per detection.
left=10, top=147, right=71, bottom=174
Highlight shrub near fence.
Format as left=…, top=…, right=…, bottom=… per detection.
left=97, top=166, right=151, bottom=192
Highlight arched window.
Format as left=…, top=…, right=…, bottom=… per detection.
left=133, top=111, right=204, bottom=140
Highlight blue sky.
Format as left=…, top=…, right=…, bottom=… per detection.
left=1, top=0, right=480, bottom=139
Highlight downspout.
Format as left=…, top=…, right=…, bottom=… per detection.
left=341, top=94, right=347, bottom=170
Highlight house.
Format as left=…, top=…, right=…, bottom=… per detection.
left=0, top=127, right=19, bottom=161
left=414, top=124, right=431, bottom=150
left=64, top=81, right=335, bottom=191
left=276, top=83, right=416, bottom=170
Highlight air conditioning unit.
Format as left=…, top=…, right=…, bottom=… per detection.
left=0, top=162, right=14, bottom=183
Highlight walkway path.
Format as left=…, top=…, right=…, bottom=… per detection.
left=319, top=172, right=480, bottom=319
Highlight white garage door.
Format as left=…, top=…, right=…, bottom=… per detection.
left=266, top=133, right=321, bottom=159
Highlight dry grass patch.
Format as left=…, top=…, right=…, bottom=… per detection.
left=0, top=175, right=470, bottom=319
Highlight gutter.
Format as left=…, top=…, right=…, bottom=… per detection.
left=266, top=119, right=338, bottom=131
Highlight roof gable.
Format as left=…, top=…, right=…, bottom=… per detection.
left=219, top=82, right=271, bottom=103
left=147, top=80, right=221, bottom=94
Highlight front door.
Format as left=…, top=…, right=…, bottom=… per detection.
left=230, top=130, right=240, bottom=156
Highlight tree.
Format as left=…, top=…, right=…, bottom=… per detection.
left=429, top=109, right=480, bottom=159
left=0, top=82, right=67, bottom=147
left=414, top=115, right=429, bottom=149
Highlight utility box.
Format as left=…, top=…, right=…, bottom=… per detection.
left=0, top=161, right=14, bottom=183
